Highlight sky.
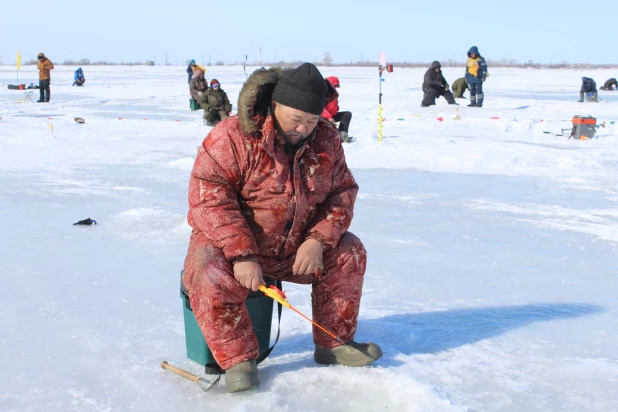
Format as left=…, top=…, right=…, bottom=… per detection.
left=0, top=0, right=615, bottom=66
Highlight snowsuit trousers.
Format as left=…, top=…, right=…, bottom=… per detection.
left=204, top=109, right=229, bottom=126
left=422, top=87, right=455, bottom=106
left=578, top=91, right=598, bottom=102
left=333, top=111, right=352, bottom=133
left=469, top=83, right=483, bottom=106
left=39, top=80, right=50, bottom=102
left=183, top=231, right=367, bottom=370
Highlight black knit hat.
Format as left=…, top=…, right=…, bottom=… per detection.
left=272, top=63, right=326, bottom=115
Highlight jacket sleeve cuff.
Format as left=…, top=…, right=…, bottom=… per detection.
left=306, top=232, right=331, bottom=250
left=230, top=254, right=257, bottom=264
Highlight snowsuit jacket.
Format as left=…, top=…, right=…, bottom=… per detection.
left=465, top=46, right=487, bottom=84
left=423, top=61, right=449, bottom=93
left=581, top=78, right=597, bottom=93
left=185, top=67, right=357, bottom=267
left=189, top=74, right=208, bottom=101
left=452, top=78, right=468, bottom=92
left=321, top=76, right=340, bottom=119
left=74, top=69, right=85, bottom=82
left=186, top=62, right=196, bottom=83
left=37, top=55, right=54, bottom=80
left=602, top=78, right=617, bottom=90
left=200, top=88, right=232, bottom=113
left=186, top=63, right=196, bottom=76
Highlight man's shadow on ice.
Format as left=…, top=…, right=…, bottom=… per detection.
left=263, top=302, right=602, bottom=373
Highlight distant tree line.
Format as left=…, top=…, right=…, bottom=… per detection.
left=7, top=53, right=618, bottom=69
left=21, top=58, right=152, bottom=66
left=231, top=53, right=618, bottom=69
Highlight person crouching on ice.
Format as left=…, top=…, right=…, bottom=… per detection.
left=73, top=67, right=85, bottom=86
left=322, top=76, right=353, bottom=142
left=579, top=77, right=598, bottom=102
left=600, top=78, right=617, bottom=91
left=421, top=61, right=457, bottom=107
left=200, top=79, right=232, bottom=127
left=452, top=77, right=469, bottom=99
left=183, top=62, right=383, bottom=393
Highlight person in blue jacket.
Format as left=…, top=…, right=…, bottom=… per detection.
left=579, top=77, right=598, bottom=102
left=73, top=67, right=85, bottom=87
left=465, top=46, right=488, bottom=107
left=186, top=59, right=197, bottom=84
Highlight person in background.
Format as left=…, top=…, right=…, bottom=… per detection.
left=321, top=76, right=353, bottom=142
left=200, top=79, right=232, bottom=126
left=187, top=59, right=197, bottom=83
left=421, top=61, right=457, bottom=107
left=579, top=77, right=598, bottom=102
left=465, top=46, right=487, bottom=107
left=600, top=78, right=617, bottom=91
left=452, top=77, right=469, bottom=99
left=73, top=67, right=85, bottom=86
left=37, top=53, right=54, bottom=103
left=189, top=67, right=208, bottom=105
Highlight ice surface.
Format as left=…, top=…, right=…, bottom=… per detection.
left=1, top=65, right=617, bottom=411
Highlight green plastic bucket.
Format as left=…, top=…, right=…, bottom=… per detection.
left=180, top=271, right=274, bottom=373
left=190, top=98, right=200, bottom=111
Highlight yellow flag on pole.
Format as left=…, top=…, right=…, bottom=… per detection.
left=16, top=52, right=21, bottom=71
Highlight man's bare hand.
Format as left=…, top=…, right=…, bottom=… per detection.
left=293, top=239, right=323, bottom=275
left=233, top=257, right=264, bottom=291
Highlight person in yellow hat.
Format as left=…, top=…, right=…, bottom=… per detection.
left=189, top=67, right=208, bottom=106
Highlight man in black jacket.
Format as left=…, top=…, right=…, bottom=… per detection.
left=421, top=61, right=457, bottom=107
left=579, top=77, right=598, bottom=102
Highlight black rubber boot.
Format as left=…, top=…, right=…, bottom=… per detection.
left=340, top=131, right=353, bottom=143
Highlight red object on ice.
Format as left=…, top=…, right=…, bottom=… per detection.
left=490, top=116, right=500, bottom=119
left=118, top=117, right=124, bottom=120
left=540, top=119, right=544, bottom=122
left=144, top=118, right=148, bottom=120
left=436, top=117, right=444, bottom=122
left=176, top=119, right=180, bottom=122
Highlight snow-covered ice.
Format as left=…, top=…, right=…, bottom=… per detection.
left=1, top=65, right=617, bottom=411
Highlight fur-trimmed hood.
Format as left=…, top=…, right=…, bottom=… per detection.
left=238, top=67, right=285, bottom=134
left=237, top=66, right=338, bottom=135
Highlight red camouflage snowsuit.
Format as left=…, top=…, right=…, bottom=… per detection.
left=182, top=67, right=367, bottom=370
left=321, top=76, right=340, bottom=120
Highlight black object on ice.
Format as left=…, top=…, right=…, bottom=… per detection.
left=73, top=218, right=97, bottom=226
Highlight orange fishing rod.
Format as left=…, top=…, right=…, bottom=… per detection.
left=258, top=284, right=345, bottom=344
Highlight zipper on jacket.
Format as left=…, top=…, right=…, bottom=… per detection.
left=280, top=144, right=308, bottom=259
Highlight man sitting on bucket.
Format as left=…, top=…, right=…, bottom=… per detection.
left=183, top=62, right=382, bottom=393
